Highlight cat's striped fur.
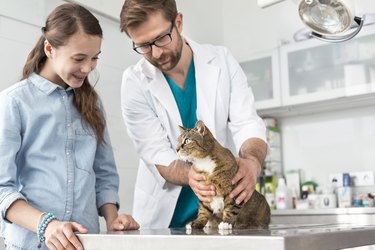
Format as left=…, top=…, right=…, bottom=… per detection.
left=177, top=120, right=270, bottom=230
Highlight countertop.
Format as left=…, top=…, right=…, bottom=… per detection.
left=272, top=207, right=375, bottom=215
left=77, top=223, right=375, bottom=250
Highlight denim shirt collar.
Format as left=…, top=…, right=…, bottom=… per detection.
left=29, top=72, right=74, bottom=95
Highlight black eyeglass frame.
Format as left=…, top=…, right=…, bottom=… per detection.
left=133, top=21, right=175, bottom=54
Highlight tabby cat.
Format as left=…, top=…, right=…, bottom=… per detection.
left=176, top=120, right=270, bottom=230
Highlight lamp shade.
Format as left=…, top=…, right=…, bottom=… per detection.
left=298, top=0, right=354, bottom=35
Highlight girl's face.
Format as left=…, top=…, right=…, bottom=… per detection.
left=43, top=31, right=102, bottom=89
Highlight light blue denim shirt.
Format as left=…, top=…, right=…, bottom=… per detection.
left=0, top=73, right=120, bottom=249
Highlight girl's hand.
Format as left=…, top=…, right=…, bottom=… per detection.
left=108, top=213, right=139, bottom=231
left=44, top=220, right=88, bottom=250
left=188, top=167, right=215, bottom=202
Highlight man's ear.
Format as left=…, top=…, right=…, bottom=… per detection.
left=175, top=12, right=183, bottom=33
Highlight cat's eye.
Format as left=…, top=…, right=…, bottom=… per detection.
left=184, top=138, right=191, bottom=145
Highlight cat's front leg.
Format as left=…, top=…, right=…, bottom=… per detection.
left=186, top=203, right=212, bottom=229
left=220, top=198, right=241, bottom=229
left=188, top=215, right=209, bottom=229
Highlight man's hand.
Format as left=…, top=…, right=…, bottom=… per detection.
left=188, top=167, right=215, bottom=202
left=229, top=138, right=267, bottom=205
left=229, top=156, right=261, bottom=205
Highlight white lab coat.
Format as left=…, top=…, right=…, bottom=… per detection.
left=121, top=37, right=266, bottom=229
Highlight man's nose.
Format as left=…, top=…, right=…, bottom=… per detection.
left=151, top=45, right=163, bottom=59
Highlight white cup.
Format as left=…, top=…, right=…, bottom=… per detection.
left=319, top=194, right=337, bottom=208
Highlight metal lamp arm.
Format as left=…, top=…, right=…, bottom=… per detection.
left=311, top=16, right=365, bottom=43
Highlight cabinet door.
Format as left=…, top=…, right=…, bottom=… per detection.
left=281, top=25, right=375, bottom=106
left=240, top=50, right=281, bottom=110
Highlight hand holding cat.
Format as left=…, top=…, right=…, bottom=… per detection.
left=229, top=156, right=261, bottom=205
left=188, top=167, right=216, bottom=202
left=107, top=213, right=140, bottom=231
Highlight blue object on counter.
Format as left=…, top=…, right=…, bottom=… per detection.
left=343, top=173, right=351, bottom=187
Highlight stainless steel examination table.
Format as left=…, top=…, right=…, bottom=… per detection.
left=77, top=223, right=375, bottom=250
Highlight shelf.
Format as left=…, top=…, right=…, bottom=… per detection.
left=272, top=207, right=375, bottom=216
left=258, top=91, right=375, bottom=118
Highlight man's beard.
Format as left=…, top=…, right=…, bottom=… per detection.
left=148, top=34, right=183, bottom=72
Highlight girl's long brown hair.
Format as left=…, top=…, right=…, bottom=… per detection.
left=22, top=3, right=106, bottom=143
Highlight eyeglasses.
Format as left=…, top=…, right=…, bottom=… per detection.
left=133, top=22, right=174, bottom=54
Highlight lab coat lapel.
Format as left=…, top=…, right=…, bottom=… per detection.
left=188, top=39, right=219, bottom=136
left=143, top=61, right=182, bottom=126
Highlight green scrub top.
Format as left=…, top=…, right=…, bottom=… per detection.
left=164, top=59, right=199, bottom=228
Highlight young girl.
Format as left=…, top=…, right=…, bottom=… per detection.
left=0, top=3, right=139, bottom=250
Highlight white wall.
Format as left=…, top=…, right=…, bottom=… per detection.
left=69, top=0, right=224, bottom=45
left=222, top=0, right=303, bottom=61
left=281, top=106, right=375, bottom=187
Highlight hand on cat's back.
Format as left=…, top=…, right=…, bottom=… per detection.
left=188, top=167, right=216, bottom=202
left=229, top=157, right=261, bottom=205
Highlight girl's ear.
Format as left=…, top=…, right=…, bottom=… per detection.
left=44, top=39, right=53, bottom=58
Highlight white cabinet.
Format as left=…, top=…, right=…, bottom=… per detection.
left=280, top=25, right=375, bottom=106
left=240, top=50, right=281, bottom=110
left=241, top=25, right=375, bottom=116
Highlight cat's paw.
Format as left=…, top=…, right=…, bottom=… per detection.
left=185, top=223, right=192, bottom=234
left=203, top=226, right=216, bottom=235
left=218, top=222, right=233, bottom=230
left=204, top=220, right=214, bottom=229
left=218, top=228, right=232, bottom=236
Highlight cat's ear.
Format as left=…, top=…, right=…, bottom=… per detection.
left=195, top=120, right=206, bottom=135
left=178, top=125, right=187, bottom=133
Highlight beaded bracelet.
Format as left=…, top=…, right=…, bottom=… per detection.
left=37, top=212, right=57, bottom=248
left=36, top=212, right=47, bottom=230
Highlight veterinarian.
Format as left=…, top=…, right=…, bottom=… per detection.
left=0, top=3, right=139, bottom=249
left=120, top=0, right=267, bottom=229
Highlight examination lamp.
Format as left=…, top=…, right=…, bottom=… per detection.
left=257, top=0, right=366, bottom=43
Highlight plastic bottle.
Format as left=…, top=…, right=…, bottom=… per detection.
left=337, top=173, right=352, bottom=208
left=275, top=178, right=289, bottom=210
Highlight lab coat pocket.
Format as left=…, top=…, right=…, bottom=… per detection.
left=74, top=129, right=97, bottom=174
left=133, top=186, right=158, bottom=227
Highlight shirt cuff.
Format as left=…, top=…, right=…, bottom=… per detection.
left=233, top=127, right=267, bottom=154
left=151, top=150, right=180, bottom=189
left=1, top=192, right=27, bottom=222
left=96, top=190, right=120, bottom=215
